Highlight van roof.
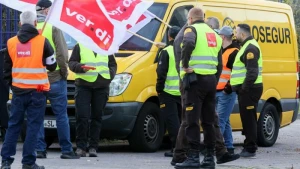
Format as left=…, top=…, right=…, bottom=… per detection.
left=155, top=0, right=291, bottom=10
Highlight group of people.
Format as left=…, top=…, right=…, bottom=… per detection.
left=156, top=7, right=263, bottom=169
left=1, top=0, right=117, bottom=168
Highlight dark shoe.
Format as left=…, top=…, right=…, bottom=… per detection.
left=200, top=149, right=215, bottom=169
left=201, top=148, right=216, bottom=156
left=1, top=161, right=12, bottom=169
left=240, top=149, right=256, bottom=158
left=175, top=149, right=200, bottom=168
left=164, top=149, right=173, bottom=157
left=75, top=148, right=86, bottom=157
left=217, top=152, right=240, bottom=164
left=227, top=148, right=235, bottom=154
left=61, top=151, right=80, bottom=159
left=170, top=157, right=186, bottom=166
left=89, top=148, right=97, bottom=157
left=36, top=151, right=47, bottom=159
left=22, top=163, right=45, bottom=169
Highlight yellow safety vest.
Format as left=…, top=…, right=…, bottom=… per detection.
left=75, top=44, right=110, bottom=82
left=37, top=22, right=59, bottom=71
left=160, top=45, right=180, bottom=96
left=179, top=23, right=222, bottom=79
left=230, top=39, right=263, bottom=86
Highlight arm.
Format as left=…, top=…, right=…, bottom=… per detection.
left=52, top=27, right=69, bottom=79
left=3, top=49, right=12, bottom=86
left=215, top=48, right=223, bottom=83
left=68, top=44, right=85, bottom=73
left=156, top=50, right=169, bottom=93
left=108, top=54, right=117, bottom=80
left=181, top=27, right=196, bottom=68
left=242, top=46, right=260, bottom=91
left=43, top=39, right=57, bottom=71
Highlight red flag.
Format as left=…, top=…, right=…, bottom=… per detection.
left=0, top=0, right=43, bottom=12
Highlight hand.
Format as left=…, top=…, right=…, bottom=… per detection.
left=155, top=42, right=166, bottom=48
left=183, top=67, right=194, bottom=73
left=83, top=68, right=89, bottom=72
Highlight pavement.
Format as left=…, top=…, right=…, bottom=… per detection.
left=1, top=120, right=300, bottom=169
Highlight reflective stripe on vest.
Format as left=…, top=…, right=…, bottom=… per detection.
left=230, top=39, right=263, bottom=86
left=179, top=23, right=222, bottom=79
left=216, top=48, right=238, bottom=90
left=75, top=44, right=110, bottom=82
left=37, top=22, right=60, bottom=71
left=161, top=45, right=180, bottom=96
left=7, top=35, right=50, bottom=90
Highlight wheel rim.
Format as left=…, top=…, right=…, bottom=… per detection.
left=144, top=114, right=158, bottom=144
left=262, top=112, right=275, bottom=141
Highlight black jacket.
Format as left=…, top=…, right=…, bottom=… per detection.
left=181, top=20, right=223, bottom=83
left=68, top=44, right=117, bottom=88
left=3, top=24, right=56, bottom=95
left=233, top=36, right=263, bottom=92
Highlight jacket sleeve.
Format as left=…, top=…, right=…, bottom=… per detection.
left=241, top=46, right=260, bottom=91
left=43, top=38, right=57, bottom=71
left=156, top=50, right=169, bottom=93
left=108, top=54, right=117, bottom=80
left=181, top=26, right=196, bottom=68
left=68, top=44, right=85, bottom=73
left=52, top=26, right=69, bottom=79
left=215, top=48, right=223, bottom=84
left=3, top=49, right=12, bottom=86
left=226, top=49, right=238, bottom=70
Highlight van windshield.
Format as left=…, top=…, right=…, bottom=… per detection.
left=62, top=3, right=168, bottom=51
left=119, top=3, right=168, bottom=51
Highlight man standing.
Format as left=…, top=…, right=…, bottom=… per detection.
left=68, top=44, right=117, bottom=157
left=232, top=23, right=263, bottom=158
left=156, top=26, right=181, bottom=157
left=34, top=0, right=79, bottom=159
left=1, top=11, right=56, bottom=169
left=216, top=26, right=239, bottom=154
left=175, top=7, right=223, bottom=168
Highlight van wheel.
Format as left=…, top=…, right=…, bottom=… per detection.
left=128, top=102, right=164, bottom=152
left=257, top=103, right=280, bottom=147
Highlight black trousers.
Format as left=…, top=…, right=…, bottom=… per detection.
left=185, top=74, right=216, bottom=150
left=75, top=85, right=109, bottom=150
left=237, top=86, right=263, bottom=153
left=159, top=92, right=181, bottom=147
left=0, top=49, right=9, bottom=129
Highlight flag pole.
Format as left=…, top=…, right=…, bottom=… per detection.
left=40, top=0, right=57, bottom=34
left=146, top=10, right=172, bottom=28
left=126, top=30, right=166, bottom=48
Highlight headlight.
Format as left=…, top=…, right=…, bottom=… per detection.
left=109, top=73, right=132, bottom=97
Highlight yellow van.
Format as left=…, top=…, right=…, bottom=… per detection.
left=11, top=0, right=298, bottom=152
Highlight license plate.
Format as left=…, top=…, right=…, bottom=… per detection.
left=44, top=120, right=57, bottom=128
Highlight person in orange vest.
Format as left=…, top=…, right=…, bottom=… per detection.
left=216, top=26, right=240, bottom=154
left=0, top=11, right=56, bottom=169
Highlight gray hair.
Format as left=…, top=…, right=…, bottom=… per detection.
left=20, top=11, right=37, bottom=26
left=206, top=17, right=220, bottom=29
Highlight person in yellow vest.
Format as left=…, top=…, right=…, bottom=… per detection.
left=1, top=11, right=56, bottom=169
left=68, top=44, right=117, bottom=157
left=156, top=26, right=181, bottom=158
left=175, top=7, right=223, bottom=169
left=34, top=0, right=79, bottom=160
left=216, top=26, right=240, bottom=154
left=232, top=23, right=263, bottom=158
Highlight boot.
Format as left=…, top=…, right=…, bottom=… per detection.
left=175, top=149, right=200, bottom=168
left=200, top=149, right=215, bottom=169
left=164, top=148, right=173, bottom=157
left=217, top=152, right=240, bottom=164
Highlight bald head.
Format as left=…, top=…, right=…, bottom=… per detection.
left=187, top=7, right=204, bottom=25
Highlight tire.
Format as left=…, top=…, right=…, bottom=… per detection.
left=257, top=103, right=280, bottom=147
left=128, top=102, right=164, bottom=152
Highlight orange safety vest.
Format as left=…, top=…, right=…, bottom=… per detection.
left=7, top=35, right=50, bottom=91
left=216, top=47, right=238, bottom=90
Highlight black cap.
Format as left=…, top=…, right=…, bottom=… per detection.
left=168, top=26, right=181, bottom=39
left=36, top=0, right=52, bottom=11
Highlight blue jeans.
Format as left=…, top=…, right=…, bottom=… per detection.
left=216, top=91, right=237, bottom=149
left=1, top=91, right=46, bottom=165
left=35, top=79, right=72, bottom=153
